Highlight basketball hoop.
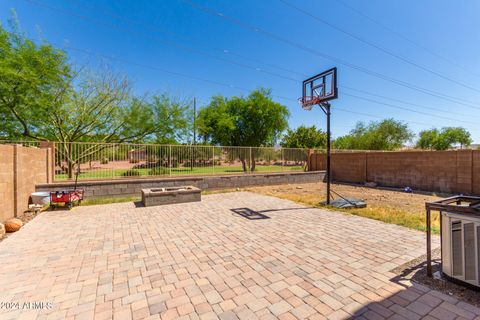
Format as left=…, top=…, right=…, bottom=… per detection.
left=298, top=96, right=320, bottom=111
left=300, top=67, right=338, bottom=206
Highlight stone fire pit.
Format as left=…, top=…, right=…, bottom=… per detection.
left=141, top=186, right=201, bottom=207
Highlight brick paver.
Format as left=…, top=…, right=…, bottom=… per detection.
left=0, top=192, right=478, bottom=319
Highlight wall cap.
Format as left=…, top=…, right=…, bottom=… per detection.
left=37, top=171, right=326, bottom=188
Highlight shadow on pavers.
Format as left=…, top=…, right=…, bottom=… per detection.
left=348, top=253, right=479, bottom=318
left=231, top=208, right=270, bottom=220
left=134, top=201, right=145, bottom=208
left=231, top=206, right=315, bottom=220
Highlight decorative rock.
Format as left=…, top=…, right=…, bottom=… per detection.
left=364, top=181, right=378, bottom=188
left=4, top=218, right=23, bottom=233
left=0, top=223, right=5, bottom=239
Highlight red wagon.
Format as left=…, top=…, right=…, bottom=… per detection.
left=50, top=166, right=84, bottom=210
left=50, top=189, right=84, bottom=210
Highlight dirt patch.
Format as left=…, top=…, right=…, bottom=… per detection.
left=391, top=248, right=480, bottom=307
left=245, top=182, right=444, bottom=215
left=241, top=182, right=448, bottom=233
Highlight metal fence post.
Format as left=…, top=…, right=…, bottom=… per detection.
left=249, top=147, right=252, bottom=173
left=282, top=148, right=284, bottom=171
left=169, top=145, right=172, bottom=176
left=212, top=146, right=215, bottom=174
left=52, top=141, right=56, bottom=182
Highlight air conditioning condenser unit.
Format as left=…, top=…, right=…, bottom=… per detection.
left=441, top=211, right=480, bottom=288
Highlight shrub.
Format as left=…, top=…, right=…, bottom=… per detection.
left=122, top=169, right=141, bottom=177
left=149, top=167, right=169, bottom=176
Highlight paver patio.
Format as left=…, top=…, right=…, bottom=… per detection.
left=0, top=192, right=478, bottom=320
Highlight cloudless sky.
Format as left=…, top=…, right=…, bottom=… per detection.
left=2, top=0, right=480, bottom=143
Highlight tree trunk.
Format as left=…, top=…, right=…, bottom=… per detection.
left=67, top=160, right=74, bottom=179
left=67, top=143, right=73, bottom=179
left=249, top=149, right=256, bottom=172
left=240, top=156, right=247, bottom=172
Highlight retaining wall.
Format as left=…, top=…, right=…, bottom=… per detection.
left=36, top=171, right=325, bottom=198
left=308, top=150, right=480, bottom=194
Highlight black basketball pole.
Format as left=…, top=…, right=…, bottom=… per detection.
left=326, top=103, right=331, bottom=205
left=320, top=102, right=331, bottom=205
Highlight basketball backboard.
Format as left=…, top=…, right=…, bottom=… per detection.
left=300, top=67, right=337, bottom=109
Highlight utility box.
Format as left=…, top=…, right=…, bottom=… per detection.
left=426, top=196, right=480, bottom=289
left=441, top=211, right=480, bottom=287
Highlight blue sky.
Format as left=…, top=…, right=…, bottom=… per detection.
left=2, top=0, right=480, bottom=143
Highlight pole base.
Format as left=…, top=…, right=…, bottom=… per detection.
left=319, top=198, right=367, bottom=209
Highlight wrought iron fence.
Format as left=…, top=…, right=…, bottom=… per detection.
left=48, top=142, right=309, bottom=181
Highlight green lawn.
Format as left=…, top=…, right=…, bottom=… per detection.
left=56, top=165, right=305, bottom=181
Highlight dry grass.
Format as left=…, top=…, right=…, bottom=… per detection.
left=332, top=204, right=440, bottom=233
left=245, top=183, right=442, bottom=234
left=80, top=190, right=232, bottom=206
left=81, top=195, right=140, bottom=206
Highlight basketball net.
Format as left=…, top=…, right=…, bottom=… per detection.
left=298, top=96, right=321, bottom=111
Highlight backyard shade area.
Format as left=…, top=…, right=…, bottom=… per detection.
left=0, top=192, right=478, bottom=319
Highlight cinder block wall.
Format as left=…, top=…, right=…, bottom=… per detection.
left=473, top=151, right=480, bottom=195
left=36, top=171, right=325, bottom=198
left=309, top=150, right=480, bottom=194
left=308, top=152, right=366, bottom=183
left=0, top=144, right=51, bottom=222
left=0, top=146, right=15, bottom=222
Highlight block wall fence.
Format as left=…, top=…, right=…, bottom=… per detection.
left=308, top=149, right=480, bottom=194
left=4, top=142, right=480, bottom=221
left=0, top=144, right=53, bottom=222
left=36, top=171, right=326, bottom=198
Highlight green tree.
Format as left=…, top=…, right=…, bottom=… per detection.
left=280, top=125, right=326, bottom=149
left=416, top=128, right=440, bottom=150
left=0, top=20, right=192, bottom=177
left=125, top=94, right=191, bottom=144
left=440, top=127, right=472, bottom=149
left=416, top=127, right=472, bottom=150
left=334, top=119, right=413, bottom=150
left=197, top=88, right=289, bottom=171
left=0, top=17, right=71, bottom=140
left=152, top=95, right=191, bottom=144
left=38, top=75, right=191, bottom=177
